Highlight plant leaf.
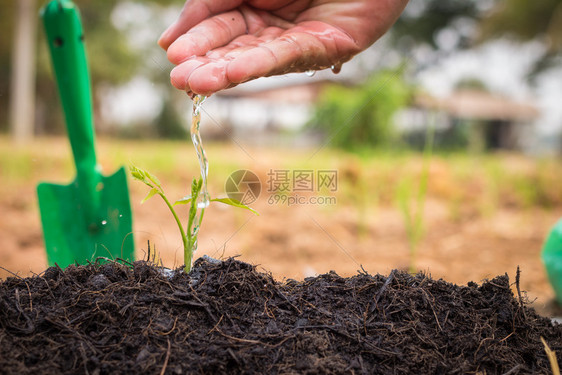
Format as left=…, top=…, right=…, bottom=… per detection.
left=141, top=188, right=159, bottom=204
left=174, top=195, right=193, bottom=206
left=130, top=164, right=159, bottom=189
left=144, top=169, right=162, bottom=189
left=211, top=198, right=259, bottom=215
left=130, top=165, right=148, bottom=184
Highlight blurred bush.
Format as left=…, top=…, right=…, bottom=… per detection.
left=308, top=70, right=412, bottom=151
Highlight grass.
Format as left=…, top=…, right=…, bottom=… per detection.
left=397, top=123, right=435, bottom=273
left=1, top=135, right=562, bottom=217
left=541, top=337, right=561, bottom=375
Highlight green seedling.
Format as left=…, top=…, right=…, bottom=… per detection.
left=130, top=165, right=258, bottom=273
left=398, top=119, right=435, bottom=274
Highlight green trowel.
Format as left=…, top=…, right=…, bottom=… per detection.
left=37, top=0, right=134, bottom=267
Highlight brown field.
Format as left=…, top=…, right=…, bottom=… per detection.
left=1, top=136, right=562, bottom=317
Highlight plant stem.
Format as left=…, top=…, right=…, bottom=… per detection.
left=184, top=206, right=205, bottom=273
left=158, top=192, right=189, bottom=268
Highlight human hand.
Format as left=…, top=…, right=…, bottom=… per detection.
left=159, top=0, right=409, bottom=96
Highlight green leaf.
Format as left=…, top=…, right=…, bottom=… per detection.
left=211, top=198, right=259, bottom=215
left=174, top=195, right=193, bottom=206
left=130, top=165, right=155, bottom=188
left=130, top=165, right=146, bottom=182
left=141, top=188, right=160, bottom=204
left=144, top=169, right=162, bottom=189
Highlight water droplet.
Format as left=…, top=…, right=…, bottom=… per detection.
left=331, top=64, right=342, bottom=74
left=119, top=214, right=123, bottom=218
left=305, top=70, right=316, bottom=77
left=197, top=200, right=210, bottom=209
left=101, top=220, right=107, bottom=226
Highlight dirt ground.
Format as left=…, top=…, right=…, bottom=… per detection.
left=2, top=258, right=560, bottom=374
left=1, top=173, right=561, bottom=319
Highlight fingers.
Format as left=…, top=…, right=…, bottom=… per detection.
left=166, top=10, right=248, bottom=64
left=226, top=31, right=335, bottom=83
left=186, top=61, right=233, bottom=95
left=169, top=22, right=358, bottom=95
left=170, top=59, right=207, bottom=90
left=227, top=22, right=359, bottom=83
left=169, top=58, right=228, bottom=95
left=158, top=0, right=243, bottom=50
left=168, top=27, right=284, bottom=95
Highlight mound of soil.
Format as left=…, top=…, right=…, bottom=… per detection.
left=0, top=257, right=561, bottom=374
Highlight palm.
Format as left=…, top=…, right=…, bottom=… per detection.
left=159, top=0, right=408, bottom=95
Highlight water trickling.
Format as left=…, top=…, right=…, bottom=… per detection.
left=190, top=95, right=209, bottom=251
left=191, top=95, right=210, bottom=208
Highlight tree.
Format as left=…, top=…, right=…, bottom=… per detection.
left=3, top=0, right=181, bottom=136
left=9, top=0, right=36, bottom=143
left=309, top=70, right=412, bottom=150
left=479, top=0, right=562, bottom=76
left=392, top=0, right=482, bottom=50
left=35, top=0, right=140, bottom=135
left=0, top=1, right=19, bottom=134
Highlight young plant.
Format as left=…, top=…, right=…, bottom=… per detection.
left=130, top=165, right=258, bottom=273
left=397, top=118, right=435, bottom=274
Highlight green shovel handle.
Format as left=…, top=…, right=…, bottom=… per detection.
left=42, top=0, right=100, bottom=220
left=42, top=0, right=97, bottom=183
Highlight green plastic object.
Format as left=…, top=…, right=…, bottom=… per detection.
left=37, top=0, right=134, bottom=267
left=542, top=218, right=562, bottom=304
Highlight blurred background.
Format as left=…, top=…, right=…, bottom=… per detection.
left=1, top=0, right=562, bottom=315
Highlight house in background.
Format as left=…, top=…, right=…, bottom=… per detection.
left=408, top=89, right=540, bottom=151
left=201, top=76, right=332, bottom=147
left=201, top=74, right=541, bottom=152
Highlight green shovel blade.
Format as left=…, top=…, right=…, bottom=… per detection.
left=38, top=168, right=134, bottom=267
left=38, top=0, right=134, bottom=267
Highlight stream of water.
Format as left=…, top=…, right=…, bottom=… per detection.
left=189, top=94, right=209, bottom=251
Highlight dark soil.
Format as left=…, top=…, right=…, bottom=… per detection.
left=0, top=257, right=561, bottom=374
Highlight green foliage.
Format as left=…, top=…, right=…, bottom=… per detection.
left=155, top=99, right=187, bottom=139
left=479, top=0, right=562, bottom=76
left=309, top=70, right=412, bottom=151
left=0, top=1, right=18, bottom=133
left=3, top=0, right=181, bottom=134
left=34, top=0, right=137, bottom=134
left=392, top=0, right=562, bottom=76
left=480, top=0, right=562, bottom=46
left=208, top=198, right=259, bottom=215
left=393, top=0, right=481, bottom=49
left=130, top=164, right=258, bottom=273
